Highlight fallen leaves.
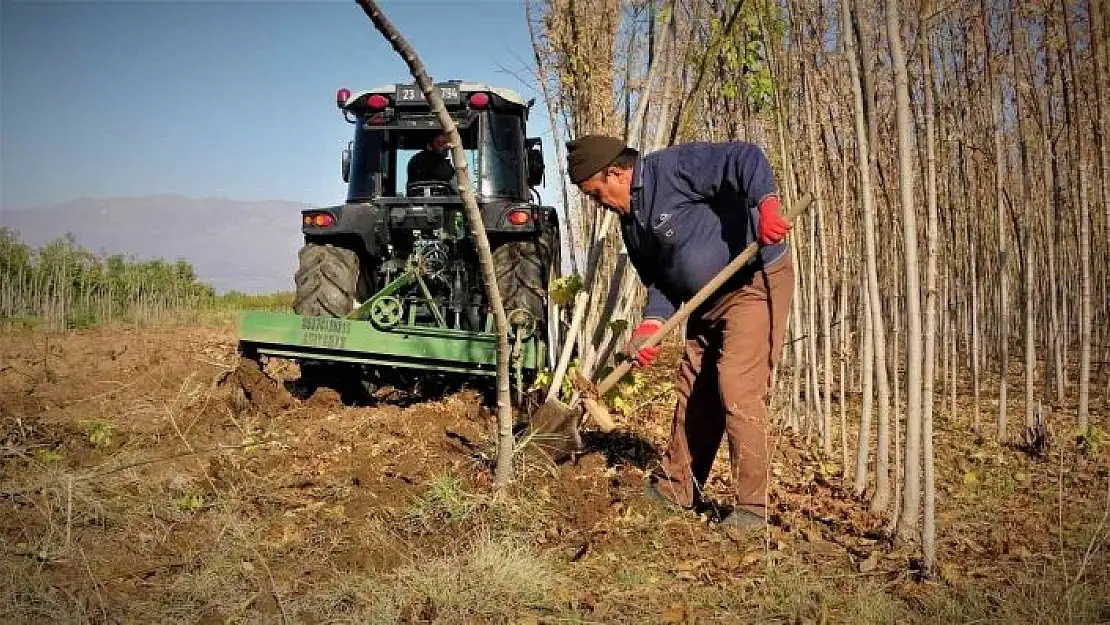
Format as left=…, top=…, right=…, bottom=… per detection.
left=661, top=602, right=696, bottom=624
left=859, top=550, right=881, bottom=573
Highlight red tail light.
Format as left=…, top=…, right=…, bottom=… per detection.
left=507, top=210, right=530, bottom=226
left=367, top=94, right=389, bottom=110
left=468, top=92, right=490, bottom=109
left=304, top=213, right=335, bottom=227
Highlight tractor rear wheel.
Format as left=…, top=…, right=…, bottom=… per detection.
left=492, top=230, right=557, bottom=335
left=293, top=243, right=361, bottom=317
left=291, top=242, right=374, bottom=401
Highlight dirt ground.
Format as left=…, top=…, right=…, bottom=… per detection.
left=1, top=324, right=1108, bottom=624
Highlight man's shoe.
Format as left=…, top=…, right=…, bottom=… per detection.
left=716, top=508, right=766, bottom=533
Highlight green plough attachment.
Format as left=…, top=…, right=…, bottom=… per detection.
left=237, top=311, right=546, bottom=378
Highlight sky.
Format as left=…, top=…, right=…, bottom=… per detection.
left=1, top=0, right=560, bottom=211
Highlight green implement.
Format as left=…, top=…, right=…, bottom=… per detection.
left=237, top=310, right=546, bottom=378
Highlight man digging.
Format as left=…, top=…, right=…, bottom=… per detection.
left=566, top=135, right=794, bottom=532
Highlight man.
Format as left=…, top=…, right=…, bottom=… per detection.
left=407, top=133, right=456, bottom=185
left=566, top=134, right=793, bottom=532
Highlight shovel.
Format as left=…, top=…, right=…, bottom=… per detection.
left=528, top=192, right=813, bottom=454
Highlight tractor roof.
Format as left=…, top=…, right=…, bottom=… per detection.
left=358, top=81, right=528, bottom=108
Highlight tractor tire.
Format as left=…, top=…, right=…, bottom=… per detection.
left=292, top=243, right=361, bottom=318
left=492, top=230, right=557, bottom=333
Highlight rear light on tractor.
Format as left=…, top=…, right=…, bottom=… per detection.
left=468, top=92, right=490, bottom=109
left=303, top=213, right=335, bottom=227
left=367, top=94, right=389, bottom=110
left=507, top=209, right=530, bottom=226
left=336, top=88, right=351, bottom=108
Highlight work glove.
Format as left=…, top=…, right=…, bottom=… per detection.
left=757, top=194, right=790, bottom=245
left=627, top=318, right=664, bottom=367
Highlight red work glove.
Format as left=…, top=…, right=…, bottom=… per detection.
left=757, top=194, right=790, bottom=245
left=627, top=318, right=664, bottom=367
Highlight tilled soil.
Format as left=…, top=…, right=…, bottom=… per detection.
left=1, top=325, right=1108, bottom=624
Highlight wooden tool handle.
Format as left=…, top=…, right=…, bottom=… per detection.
left=594, top=192, right=814, bottom=397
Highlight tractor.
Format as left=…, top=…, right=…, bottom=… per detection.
left=236, top=80, right=562, bottom=405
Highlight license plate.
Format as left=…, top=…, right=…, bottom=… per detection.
left=395, top=84, right=460, bottom=105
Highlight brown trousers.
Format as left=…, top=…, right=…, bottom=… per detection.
left=653, top=250, right=794, bottom=515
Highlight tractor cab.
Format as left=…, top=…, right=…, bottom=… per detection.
left=337, top=81, right=545, bottom=204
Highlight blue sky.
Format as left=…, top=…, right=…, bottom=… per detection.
left=1, top=0, right=559, bottom=211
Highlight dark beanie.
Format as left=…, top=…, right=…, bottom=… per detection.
left=566, top=134, right=626, bottom=184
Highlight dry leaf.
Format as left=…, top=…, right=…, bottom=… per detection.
left=741, top=549, right=763, bottom=566
left=859, top=550, right=880, bottom=573
left=939, top=562, right=961, bottom=582
left=661, top=604, right=687, bottom=624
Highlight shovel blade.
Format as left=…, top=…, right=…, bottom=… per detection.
left=526, top=399, right=584, bottom=459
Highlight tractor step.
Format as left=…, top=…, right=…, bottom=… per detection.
left=236, top=311, right=544, bottom=376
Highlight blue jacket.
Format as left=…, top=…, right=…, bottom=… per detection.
left=620, top=140, right=788, bottom=321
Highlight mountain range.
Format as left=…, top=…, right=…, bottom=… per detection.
left=0, top=194, right=313, bottom=294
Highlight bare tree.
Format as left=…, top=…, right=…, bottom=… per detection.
left=844, top=0, right=892, bottom=512
left=980, top=0, right=1011, bottom=442
left=919, top=1, right=939, bottom=575
left=526, top=0, right=1110, bottom=575
left=356, top=0, right=516, bottom=485
left=1064, top=0, right=1093, bottom=432
left=887, top=0, right=923, bottom=538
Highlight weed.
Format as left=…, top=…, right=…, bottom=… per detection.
left=1076, top=426, right=1105, bottom=457
left=607, top=318, right=629, bottom=334
left=614, top=566, right=654, bottom=588
left=596, top=363, right=673, bottom=418
left=32, top=449, right=63, bottom=465
left=548, top=274, right=583, bottom=307
left=83, top=419, right=114, bottom=448
left=370, top=532, right=562, bottom=623
left=174, top=491, right=205, bottom=512
left=405, top=474, right=480, bottom=527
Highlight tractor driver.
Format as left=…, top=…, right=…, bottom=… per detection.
left=407, top=133, right=456, bottom=186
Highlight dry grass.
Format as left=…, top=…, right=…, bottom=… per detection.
left=1, top=325, right=1108, bottom=624
left=370, top=532, right=563, bottom=622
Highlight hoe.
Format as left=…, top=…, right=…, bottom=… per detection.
left=531, top=192, right=814, bottom=456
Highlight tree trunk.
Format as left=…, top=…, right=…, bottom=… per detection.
left=1077, top=146, right=1092, bottom=432
left=650, top=6, right=682, bottom=151
left=771, top=75, right=805, bottom=433
left=970, top=216, right=982, bottom=433
left=803, top=80, right=831, bottom=455
left=1091, top=0, right=1110, bottom=408
left=844, top=0, right=890, bottom=508
left=855, top=272, right=875, bottom=496
left=919, top=8, right=939, bottom=575
left=525, top=0, right=580, bottom=275
left=1063, top=0, right=1092, bottom=430
left=356, top=0, right=515, bottom=485
left=887, top=0, right=922, bottom=539
left=1009, top=12, right=1038, bottom=434
left=838, top=171, right=851, bottom=474
left=546, top=213, right=616, bottom=402
left=978, top=0, right=1009, bottom=442
left=1042, top=93, right=1064, bottom=407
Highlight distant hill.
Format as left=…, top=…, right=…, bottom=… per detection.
left=0, top=194, right=312, bottom=294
